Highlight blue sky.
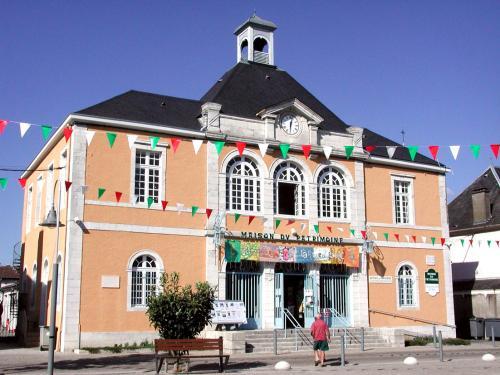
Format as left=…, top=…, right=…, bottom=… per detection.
left=0, top=1, right=498, bottom=265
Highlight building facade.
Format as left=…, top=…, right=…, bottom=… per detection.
left=19, top=15, right=455, bottom=351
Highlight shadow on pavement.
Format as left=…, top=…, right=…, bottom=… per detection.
left=189, top=360, right=267, bottom=373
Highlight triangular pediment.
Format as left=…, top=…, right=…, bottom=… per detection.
left=256, top=98, right=324, bottom=125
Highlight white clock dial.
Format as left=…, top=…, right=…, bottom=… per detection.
left=280, top=114, right=299, bottom=135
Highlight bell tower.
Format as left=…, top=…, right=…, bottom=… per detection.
left=234, top=13, right=277, bottom=65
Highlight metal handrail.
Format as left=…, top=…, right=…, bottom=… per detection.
left=368, top=308, right=456, bottom=329
left=282, top=308, right=314, bottom=347
left=323, top=307, right=359, bottom=345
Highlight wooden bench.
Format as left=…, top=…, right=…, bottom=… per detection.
left=154, top=337, right=230, bottom=373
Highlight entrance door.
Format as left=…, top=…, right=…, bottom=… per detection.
left=304, top=274, right=317, bottom=328
left=274, top=272, right=284, bottom=328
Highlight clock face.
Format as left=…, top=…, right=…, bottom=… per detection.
left=280, top=114, right=299, bottom=135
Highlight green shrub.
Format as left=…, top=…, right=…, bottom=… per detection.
left=146, top=272, right=216, bottom=339
left=82, top=347, right=101, bottom=354
left=443, top=338, right=470, bottom=346
left=406, top=336, right=433, bottom=346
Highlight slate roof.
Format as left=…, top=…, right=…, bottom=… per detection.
left=448, top=166, right=500, bottom=234
left=75, top=62, right=440, bottom=167
left=234, top=14, right=277, bottom=34
left=0, top=266, right=19, bottom=281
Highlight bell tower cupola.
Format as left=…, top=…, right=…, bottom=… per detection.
left=234, top=13, right=277, bottom=65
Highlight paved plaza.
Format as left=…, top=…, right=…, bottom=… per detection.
left=1, top=342, right=500, bottom=374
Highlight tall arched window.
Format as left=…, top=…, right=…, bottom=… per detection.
left=40, top=259, right=49, bottom=324
left=30, top=263, right=37, bottom=306
left=398, top=264, right=417, bottom=307
left=129, top=254, right=160, bottom=308
left=317, top=167, right=348, bottom=219
left=56, top=255, right=63, bottom=307
left=274, top=162, right=306, bottom=216
left=226, top=156, right=261, bottom=213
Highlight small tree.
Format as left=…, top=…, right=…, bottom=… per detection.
left=146, top=272, right=216, bottom=339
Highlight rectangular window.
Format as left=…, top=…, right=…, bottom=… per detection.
left=26, top=186, right=33, bottom=233
left=45, top=164, right=54, bottom=214
left=35, top=176, right=44, bottom=226
left=393, top=178, right=413, bottom=224
left=134, top=149, right=161, bottom=204
left=59, top=150, right=67, bottom=210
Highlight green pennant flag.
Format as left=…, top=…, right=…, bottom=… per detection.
left=279, top=144, right=290, bottom=159
left=350, top=229, right=355, bottom=237
left=344, top=145, right=354, bottom=159
left=191, top=206, right=198, bottom=216
left=431, top=237, right=436, bottom=245
left=460, top=239, right=465, bottom=247
left=147, top=196, right=154, bottom=208
left=98, top=188, right=106, bottom=199
left=225, top=240, right=241, bottom=262
left=41, top=125, right=52, bottom=141
left=0, top=178, right=7, bottom=190
left=407, top=146, right=419, bottom=161
left=314, top=225, right=319, bottom=234
left=487, top=240, right=492, bottom=247
left=150, top=136, right=160, bottom=150
left=106, top=132, right=117, bottom=148
left=383, top=232, right=389, bottom=241
left=275, top=219, right=281, bottom=229
left=214, top=141, right=225, bottom=155
left=234, top=213, right=241, bottom=223
left=470, top=144, right=480, bottom=159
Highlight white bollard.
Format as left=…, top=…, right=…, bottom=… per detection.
left=274, top=361, right=291, bottom=370
left=482, top=353, right=496, bottom=362
left=403, top=356, right=418, bottom=365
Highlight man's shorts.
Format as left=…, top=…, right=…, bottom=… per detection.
left=313, top=340, right=329, bottom=351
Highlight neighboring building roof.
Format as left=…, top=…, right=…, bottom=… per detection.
left=448, top=166, right=500, bottom=235
left=234, top=14, right=277, bottom=34
left=454, top=278, right=500, bottom=292
left=76, top=91, right=203, bottom=131
left=0, top=265, right=19, bottom=281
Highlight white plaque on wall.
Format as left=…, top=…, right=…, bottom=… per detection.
left=369, top=276, right=393, bottom=284
left=101, top=275, right=120, bottom=288
left=426, top=255, right=436, bottom=266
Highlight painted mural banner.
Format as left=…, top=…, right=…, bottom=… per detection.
left=224, top=240, right=359, bottom=267
left=425, top=268, right=440, bottom=296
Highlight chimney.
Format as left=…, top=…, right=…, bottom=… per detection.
left=471, top=188, right=490, bottom=224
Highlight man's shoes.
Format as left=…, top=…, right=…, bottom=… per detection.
left=314, top=361, right=319, bottom=366
left=321, top=363, right=326, bottom=367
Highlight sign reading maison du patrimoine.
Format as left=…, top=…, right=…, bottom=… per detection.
left=240, top=231, right=344, bottom=244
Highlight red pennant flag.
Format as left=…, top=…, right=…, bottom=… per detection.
left=364, top=145, right=376, bottom=153
left=170, top=138, right=181, bottom=153
left=0, top=119, right=7, bottom=134
left=326, top=226, right=332, bottom=233
left=248, top=215, right=256, bottom=224
left=411, top=235, right=417, bottom=243
left=394, top=233, right=400, bottom=242
left=236, top=142, right=246, bottom=156
left=302, top=144, right=312, bottom=159
left=491, top=144, right=500, bottom=159
left=361, top=230, right=367, bottom=239
left=161, top=200, right=168, bottom=211
left=469, top=239, right=473, bottom=246
left=440, top=237, right=446, bottom=246
left=18, top=178, right=27, bottom=188
left=63, top=126, right=73, bottom=142
left=428, top=145, right=440, bottom=160
left=205, top=208, right=213, bottom=219
left=497, top=240, right=500, bottom=248
left=115, top=192, right=122, bottom=202
left=287, top=219, right=295, bottom=226
left=64, top=181, right=72, bottom=191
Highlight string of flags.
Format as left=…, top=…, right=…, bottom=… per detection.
left=0, top=119, right=498, bottom=160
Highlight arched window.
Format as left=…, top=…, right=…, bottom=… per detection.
left=40, top=259, right=49, bottom=325
left=274, top=162, right=306, bottom=216
left=240, top=39, right=248, bottom=61
left=226, top=156, right=261, bottom=213
left=30, top=263, right=37, bottom=306
left=317, top=167, right=348, bottom=219
left=253, top=37, right=269, bottom=64
left=398, top=264, right=417, bottom=307
left=129, top=254, right=160, bottom=308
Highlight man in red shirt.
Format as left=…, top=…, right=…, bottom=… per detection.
left=310, top=313, right=330, bottom=366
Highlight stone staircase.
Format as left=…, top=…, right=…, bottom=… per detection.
left=245, top=327, right=396, bottom=353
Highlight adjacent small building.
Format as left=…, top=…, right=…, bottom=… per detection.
left=0, top=265, right=20, bottom=336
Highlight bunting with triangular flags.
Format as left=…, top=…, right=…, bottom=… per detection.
left=106, top=132, right=117, bottom=148
left=279, top=144, right=290, bottom=158
left=236, top=142, right=246, bottom=156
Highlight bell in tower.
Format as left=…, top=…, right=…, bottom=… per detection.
left=234, top=13, right=277, bottom=65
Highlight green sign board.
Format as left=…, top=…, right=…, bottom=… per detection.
left=425, top=269, right=439, bottom=284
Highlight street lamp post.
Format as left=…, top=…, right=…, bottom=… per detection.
left=40, top=180, right=63, bottom=375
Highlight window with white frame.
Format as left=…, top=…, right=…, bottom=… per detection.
left=274, top=162, right=306, bottom=216
left=35, top=176, right=43, bottom=226
left=398, top=264, right=417, bottom=307
left=26, top=185, right=33, bottom=233
left=31, top=263, right=37, bottom=306
left=56, top=255, right=62, bottom=307
left=59, top=150, right=67, bottom=210
left=226, top=156, right=261, bottom=212
left=317, top=167, right=348, bottom=219
left=129, top=254, right=160, bottom=308
left=393, top=178, right=413, bottom=224
left=134, top=149, right=162, bottom=204
left=45, top=164, right=54, bottom=214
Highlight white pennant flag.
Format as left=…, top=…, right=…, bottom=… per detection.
left=405, top=234, right=410, bottom=242
left=300, top=223, right=307, bottom=233
left=258, top=143, right=269, bottom=157
left=127, top=134, right=138, bottom=149
left=19, top=122, right=31, bottom=137
left=323, top=146, right=332, bottom=159
left=372, top=232, right=378, bottom=240
left=386, top=146, right=397, bottom=159
left=337, top=227, right=344, bottom=232
left=192, top=139, right=203, bottom=154
left=478, top=240, right=482, bottom=247
left=85, top=130, right=95, bottom=145
left=449, top=145, right=460, bottom=160
left=421, top=236, right=427, bottom=244
left=176, top=203, right=184, bottom=215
